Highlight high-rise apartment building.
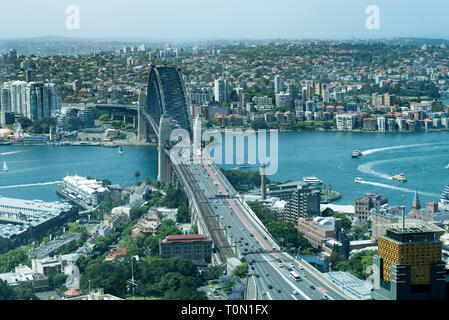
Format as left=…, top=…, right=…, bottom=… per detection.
left=274, top=75, right=284, bottom=94
left=0, top=81, right=61, bottom=120
left=214, top=78, right=228, bottom=103
left=371, top=222, right=446, bottom=300
left=281, top=184, right=321, bottom=223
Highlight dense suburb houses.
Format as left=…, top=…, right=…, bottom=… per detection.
left=2, top=41, right=449, bottom=133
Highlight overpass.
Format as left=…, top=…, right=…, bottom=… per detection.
left=137, top=65, right=352, bottom=300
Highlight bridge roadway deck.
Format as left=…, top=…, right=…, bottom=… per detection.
left=179, top=155, right=351, bottom=300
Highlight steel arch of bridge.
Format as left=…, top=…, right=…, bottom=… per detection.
left=144, top=66, right=193, bottom=135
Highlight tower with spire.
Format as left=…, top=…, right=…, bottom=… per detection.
left=408, top=190, right=424, bottom=219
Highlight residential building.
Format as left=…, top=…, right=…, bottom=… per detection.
left=354, top=193, right=388, bottom=221
left=274, top=75, right=284, bottom=94
left=275, top=92, right=291, bottom=107
left=336, top=113, right=357, bottom=131
left=281, top=184, right=321, bottom=223
left=362, top=118, right=377, bottom=131
left=214, top=78, right=228, bottom=103
left=377, top=116, right=386, bottom=132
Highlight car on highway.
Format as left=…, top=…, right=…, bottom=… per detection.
left=251, top=266, right=255, bottom=270
left=229, top=212, right=233, bottom=215
left=278, top=263, right=283, bottom=268
left=276, top=288, right=281, bottom=293
left=267, top=284, right=273, bottom=289
left=292, top=290, right=299, bottom=295
left=261, top=291, right=266, bottom=296
left=287, top=267, right=292, bottom=271
left=321, top=294, right=329, bottom=300
left=310, top=285, right=315, bottom=290
left=265, top=273, right=269, bottom=277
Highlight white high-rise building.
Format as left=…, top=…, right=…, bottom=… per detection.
left=377, top=116, right=386, bottom=132
left=2, top=81, right=60, bottom=120
left=10, top=81, right=27, bottom=115
left=274, top=75, right=284, bottom=94
left=214, top=78, right=228, bottom=103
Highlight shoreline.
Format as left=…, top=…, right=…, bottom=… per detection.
left=0, top=141, right=158, bottom=147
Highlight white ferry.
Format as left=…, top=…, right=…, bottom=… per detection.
left=392, top=173, right=407, bottom=182
left=302, top=177, right=323, bottom=185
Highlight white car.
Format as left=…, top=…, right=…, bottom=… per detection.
left=292, top=290, right=299, bottom=295
left=278, top=263, right=283, bottom=268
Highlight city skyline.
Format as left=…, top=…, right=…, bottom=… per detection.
left=1, top=1, right=449, bottom=40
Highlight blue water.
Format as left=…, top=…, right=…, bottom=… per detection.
left=217, top=131, right=449, bottom=210
left=0, top=145, right=158, bottom=202
left=1, top=131, right=449, bottom=210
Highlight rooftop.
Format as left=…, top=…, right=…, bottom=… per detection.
left=162, top=234, right=210, bottom=244
left=325, top=271, right=372, bottom=300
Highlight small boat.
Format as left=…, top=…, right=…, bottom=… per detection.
left=2, top=161, right=7, bottom=171
left=352, top=150, right=362, bottom=158
left=445, top=163, right=449, bottom=169
left=354, top=177, right=364, bottom=183
left=118, top=146, right=124, bottom=154
left=392, top=173, right=407, bottom=182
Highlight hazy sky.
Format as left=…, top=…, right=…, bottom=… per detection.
left=1, top=0, right=449, bottom=40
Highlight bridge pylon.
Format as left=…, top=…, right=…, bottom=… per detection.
left=137, top=91, right=148, bottom=141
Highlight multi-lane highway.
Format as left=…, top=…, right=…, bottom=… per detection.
left=182, top=155, right=350, bottom=300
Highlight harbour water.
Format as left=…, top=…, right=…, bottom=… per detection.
left=0, top=145, right=158, bottom=202
left=1, top=131, right=449, bottom=210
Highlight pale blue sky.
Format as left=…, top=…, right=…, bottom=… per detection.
left=1, top=0, right=448, bottom=40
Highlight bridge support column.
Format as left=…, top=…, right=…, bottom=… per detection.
left=137, top=91, right=148, bottom=141
left=158, top=116, right=174, bottom=184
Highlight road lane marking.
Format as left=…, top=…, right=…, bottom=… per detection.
left=262, top=255, right=311, bottom=300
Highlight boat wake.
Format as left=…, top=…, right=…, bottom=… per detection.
left=0, top=151, right=24, bottom=156
left=358, top=161, right=393, bottom=180
left=361, top=142, right=448, bottom=156
left=0, top=181, right=62, bottom=189
left=358, top=180, right=439, bottom=198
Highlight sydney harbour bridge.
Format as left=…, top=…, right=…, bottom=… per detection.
left=95, top=65, right=350, bottom=300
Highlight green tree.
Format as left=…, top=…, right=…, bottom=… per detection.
left=11, top=283, right=36, bottom=300
left=49, top=273, right=68, bottom=290
left=232, top=262, right=249, bottom=278
left=134, top=170, right=141, bottom=185
left=176, top=205, right=190, bottom=223
left=0, top=280, right=14, bottom=300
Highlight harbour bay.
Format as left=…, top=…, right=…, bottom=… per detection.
left=0, top=131, right=448, bottom=211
